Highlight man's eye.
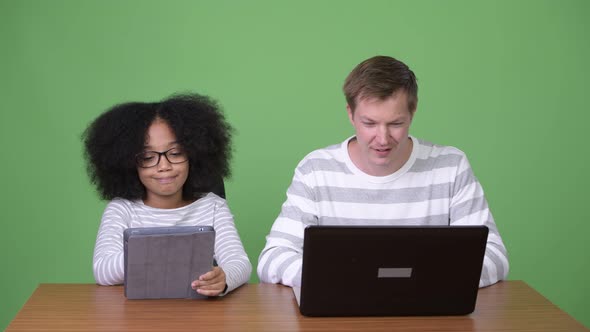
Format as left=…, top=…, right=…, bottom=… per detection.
left=141, top=155, right=155, bottom=161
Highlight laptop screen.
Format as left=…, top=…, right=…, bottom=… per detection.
left=298, top=225, right=488, bottom=316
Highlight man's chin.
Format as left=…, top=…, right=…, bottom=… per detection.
left=370, top=152, right=393, bottom=162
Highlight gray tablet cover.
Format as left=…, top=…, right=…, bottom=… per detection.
left=123, top=226, right=215, bottom=300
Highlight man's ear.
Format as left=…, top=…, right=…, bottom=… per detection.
left=346, top=104, right=354, bottom=126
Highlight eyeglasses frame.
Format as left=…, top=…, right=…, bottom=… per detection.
left=135, top=147, right=188, bottom=168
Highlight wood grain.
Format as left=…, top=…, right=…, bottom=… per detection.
left=6, top=281, right=588, bottom=331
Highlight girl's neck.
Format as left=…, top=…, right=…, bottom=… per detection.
left=143, top=194, right=193, bottom=209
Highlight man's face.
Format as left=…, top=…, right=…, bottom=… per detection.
left=347, top=92, right=414, bottom=176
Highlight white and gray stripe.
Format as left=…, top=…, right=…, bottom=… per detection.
left=93, top=193, right=252, bottom=294
left=258, top=136, right=509, bottom=288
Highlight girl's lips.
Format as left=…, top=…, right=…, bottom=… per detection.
left=155, top=176, right=176, bottom=184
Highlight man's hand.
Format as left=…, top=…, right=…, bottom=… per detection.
left=191, top=266, right=227, bottom=296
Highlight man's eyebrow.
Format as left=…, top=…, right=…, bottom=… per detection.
left=359, top=116, right=408, bottom=122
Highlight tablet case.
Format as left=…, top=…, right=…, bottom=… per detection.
left=123, top=226, right=215, bottom=299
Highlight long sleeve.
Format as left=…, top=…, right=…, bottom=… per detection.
left=211, top=200, right=252, bottom=293
left=92, top=195, right=252, bottom=293
left=93, top=201, right=130, bottom=285
left=258, top=138, right=509, bottom=288
left=449, top=155, right=509, bottom=287
left=257, top=167, right=316, bottom=287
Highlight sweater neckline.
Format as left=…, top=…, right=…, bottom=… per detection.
left=341, top=135, right=418, bottom=183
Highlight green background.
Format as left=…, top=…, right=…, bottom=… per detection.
left=1, top=0, right=588, bottom=329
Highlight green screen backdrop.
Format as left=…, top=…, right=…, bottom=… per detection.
left=1, top=0, right=589, bottom=329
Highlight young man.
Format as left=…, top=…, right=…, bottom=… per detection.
left=257, top=55, right=509, bottom=288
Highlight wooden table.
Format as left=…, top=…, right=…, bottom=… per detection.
left=7, top=281, right=588, bottom=331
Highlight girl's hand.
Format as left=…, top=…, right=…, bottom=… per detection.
left=191, top=266, right=227, bottom=296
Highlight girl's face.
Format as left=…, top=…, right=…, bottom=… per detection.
left=137, top=119, right=189, bottom=209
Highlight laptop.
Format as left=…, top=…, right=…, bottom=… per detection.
left=294, top=225, right=488, bottom=316
left=123, top=226, right=215, bottom=299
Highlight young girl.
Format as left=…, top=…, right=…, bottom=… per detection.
left=83, top=93, right=251, bottom=296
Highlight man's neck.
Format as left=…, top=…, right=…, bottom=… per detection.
left=347, top=136, right=413, bottom=177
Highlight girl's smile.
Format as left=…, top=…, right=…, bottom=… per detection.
left=137, top=118, right=190, bottom=209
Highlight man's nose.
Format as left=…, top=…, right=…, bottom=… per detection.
left=376, top=126, right=389, bottom=144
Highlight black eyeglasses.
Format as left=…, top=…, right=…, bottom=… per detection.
left=135, top=148, right=188, bottom=168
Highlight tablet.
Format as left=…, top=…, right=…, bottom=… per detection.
left=123, top=226, right=215, bottom=299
